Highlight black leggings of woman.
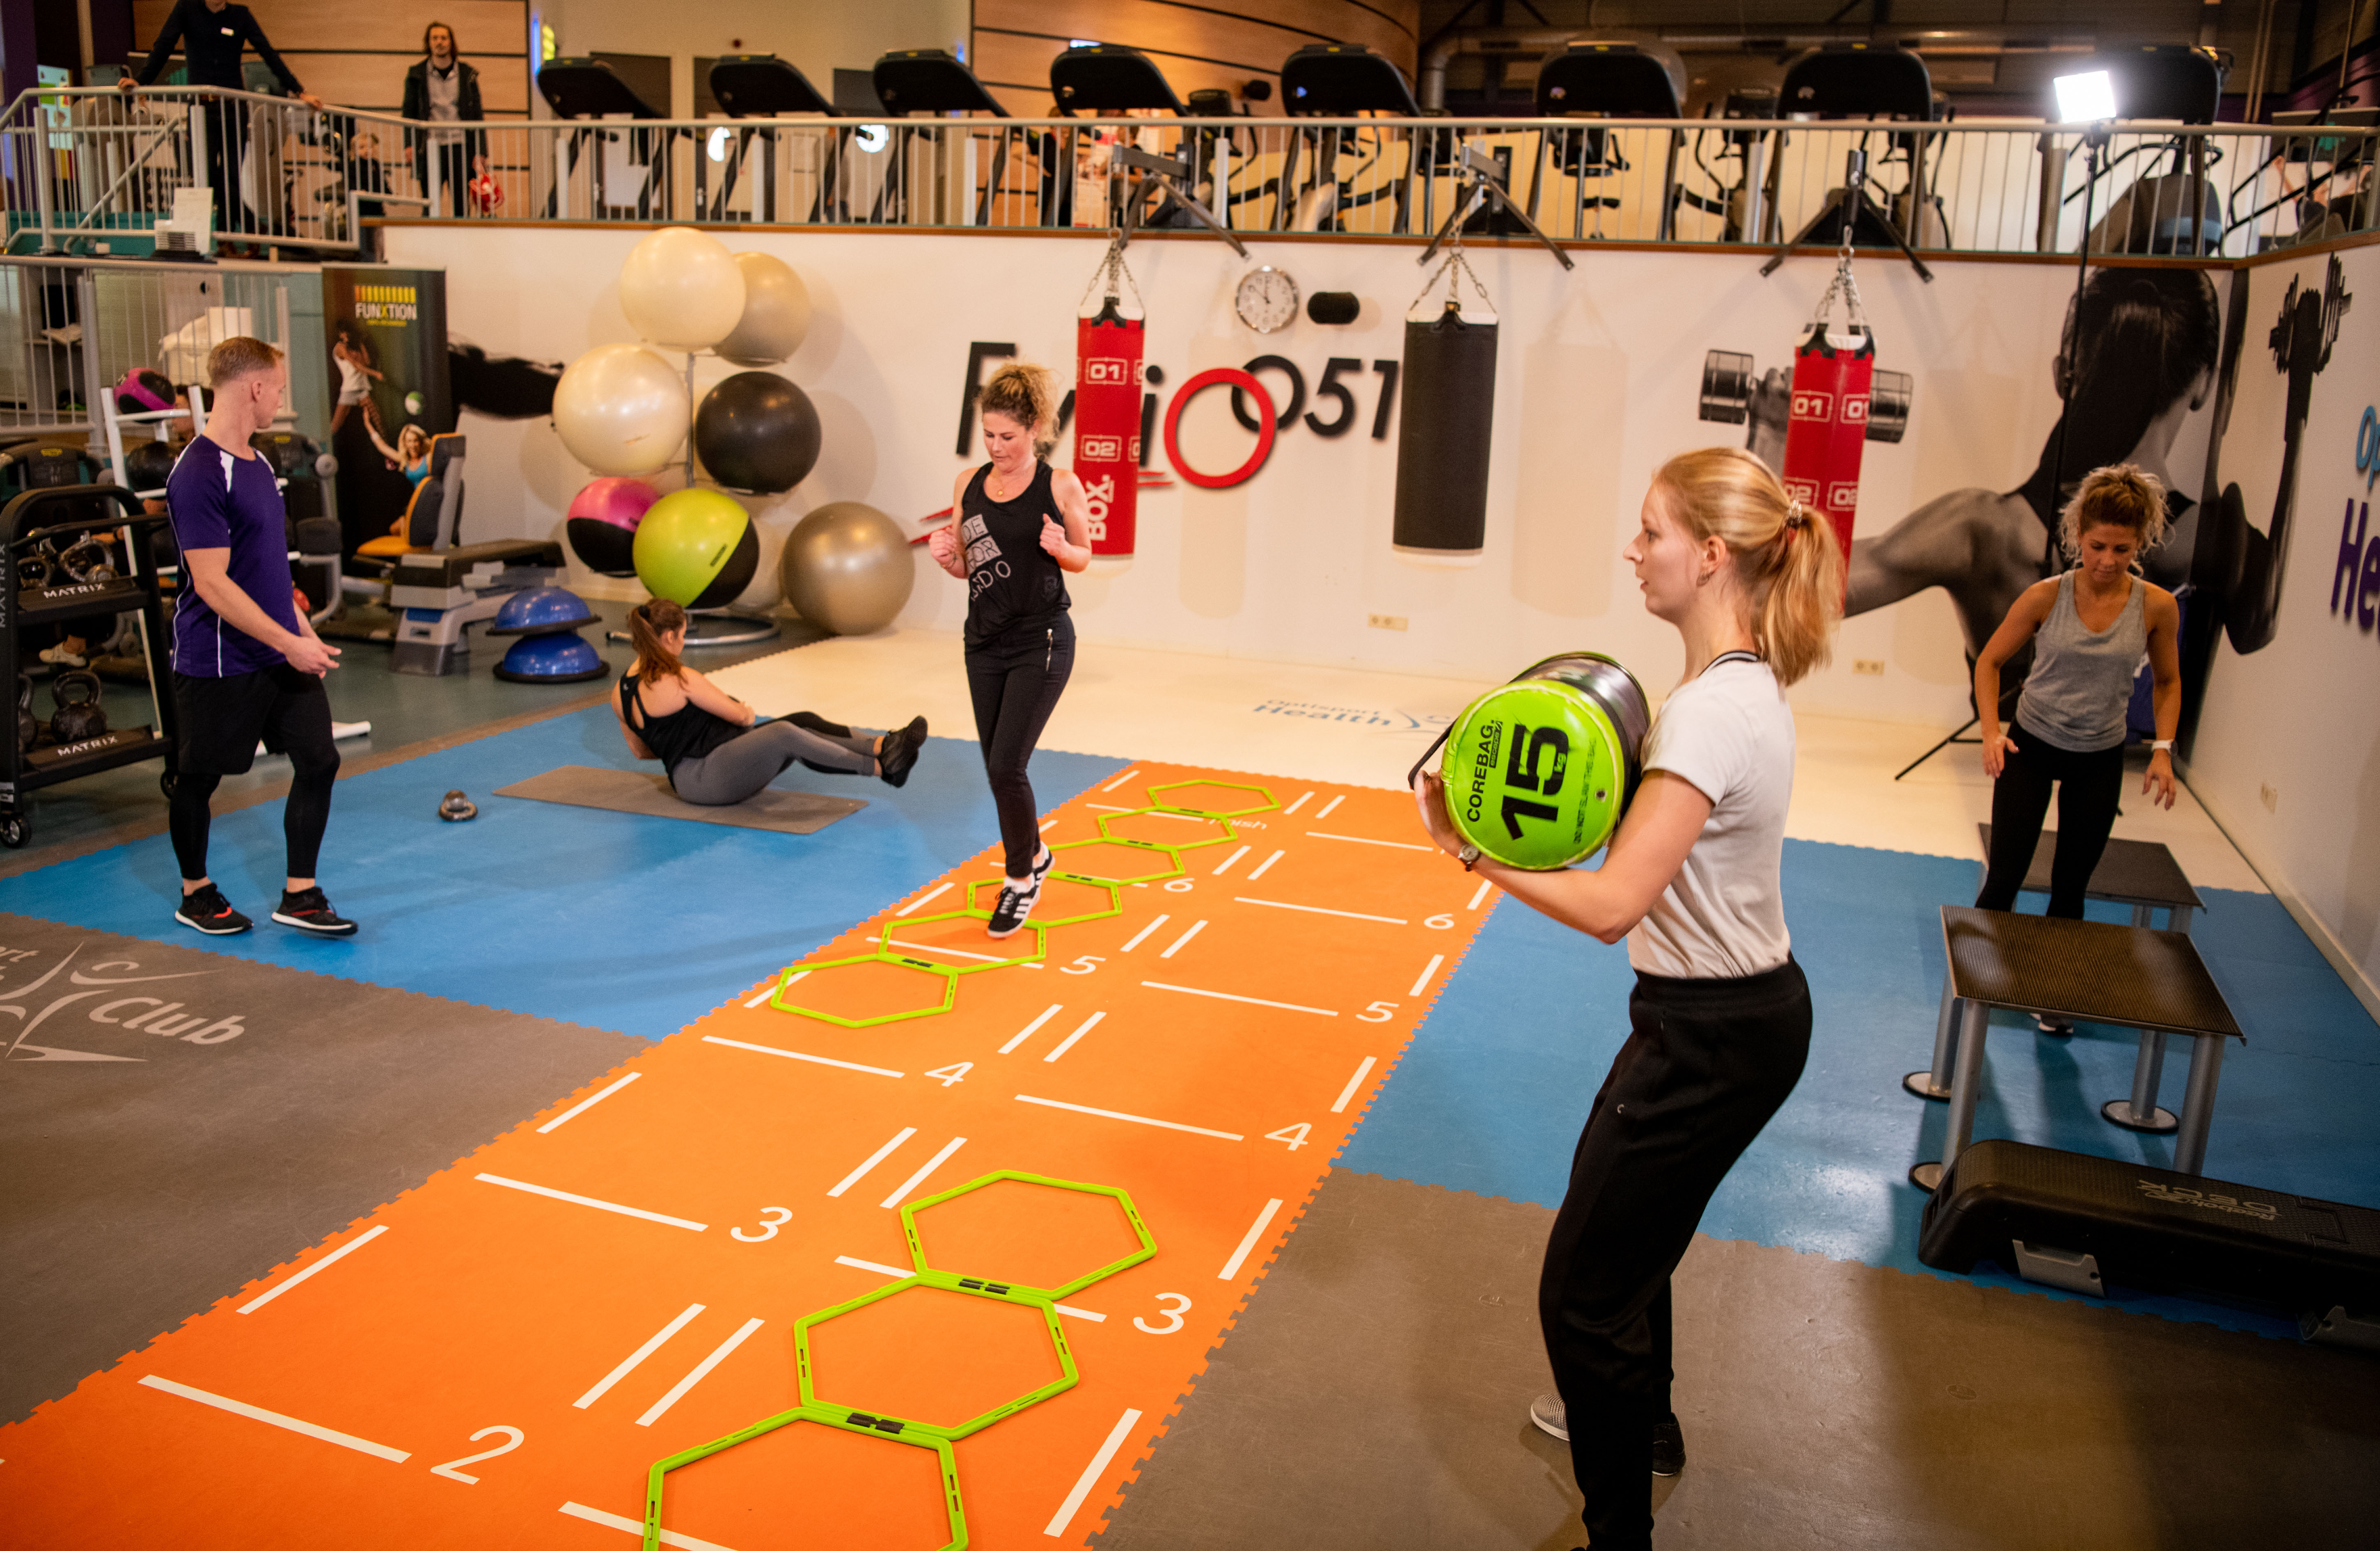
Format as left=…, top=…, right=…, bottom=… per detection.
left=965, top=621, right=1074, bottom=878
left=1539, top=960, right=1811, bottom=1551
left=1975, top=725, right=2125, bottom=918
left=167, top=757, right=338, bottom=881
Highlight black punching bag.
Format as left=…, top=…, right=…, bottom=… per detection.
left=1392, top=301, right=1498, bottom=560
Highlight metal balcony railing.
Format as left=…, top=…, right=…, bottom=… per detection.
left=3, top=85, right=2372, bottom=261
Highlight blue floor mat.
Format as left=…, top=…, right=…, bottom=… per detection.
left=1340, top=837, right=2380, bottom=1338
left=0, top=706, right=1127, bottom=1040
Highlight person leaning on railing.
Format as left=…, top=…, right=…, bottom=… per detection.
left=119, top=0, right=325, bottom=245
left=402, top=21, right=488, bottom=218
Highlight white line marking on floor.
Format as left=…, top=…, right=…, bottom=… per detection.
left=741, top=984, right=778, bottom=1009
left=537, top=1072, right=642, bottom=1134
left=635, top=1319, right=766, bottom=1428
left=1212, top=844, right=1251, bottom=876
left=1141, top=981, right=1338, bottom=1016
left=137, top=1375, right=409, bottom=1462
left=1218, top=1199, right=1285, bottom=1281
left=1043, top=1011, right=1106, bottom=1062
left=887, top=938, right=1022, bottom=965
left=1282, top=791, right=1314, bottom=816
left=1158, top=920, right=1207, bottom=959
left=1119, top=914, right=1171, bottom=952
left=574, top=1303, right=707, bottom=1409
left=1015, top=1094, right=1245, bottom=1140
left=1235, top=897, right=1408, bottom=925
left=894, top=883, right=955, bottom=918
left=1056, top=1302, right=1107, bottom=1322
left=1307, top=831, right=1434, bottom=852
left=1001, top=1005, right=1064, bottom=1055
left=1467, top=879, right=1494, bottom=910
left=879, top=1136, right=968, bottom=1209
left=236, top=1224, right=387, bottom=1315
left=1331, top=1057, right=1379, bottom=1115
left=474, top=1174, right=706, bottom=1232
left=827, top=1128, right=918, bottom=1198
left=1085, top=802, right=1136, bottom=811
left=700, top=1036, right=904, bottom=1080
left=1040, top=819, right=1058, bottom=832
left=1315, top=794, right=1346, bottom=820
left=1410, top=954, right=1446, bottom=996
left=1136, top=810, right=1218, bottom=824
left=559, top=1501, right=738, bottom=1551
left=1044, top=1409, right=1146, bottom=1537
left=1101, top=769, right=1141, bottom=792
left=835, top=1255, right=915, bottom=1279
left=1246, top=849, right=1285, bottom=880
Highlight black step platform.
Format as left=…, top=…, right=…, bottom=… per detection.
left=1920, top=1139, right=2380, bottom=1323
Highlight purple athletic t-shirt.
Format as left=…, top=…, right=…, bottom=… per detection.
left=166, top=433, right=297, bottom=677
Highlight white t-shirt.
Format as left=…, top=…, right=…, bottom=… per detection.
left=1625, top=655, right=1796, bottom=980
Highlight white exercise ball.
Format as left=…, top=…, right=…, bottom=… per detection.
left=618, top=226, right=747, bottom=351
left=716, top=252, right=811, bottom=368
left=552, top=343, right=689, bottom=476
left=736, top=513, right=788, bottom=610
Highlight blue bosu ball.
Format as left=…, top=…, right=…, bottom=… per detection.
left=493, top=632, right=606, bottom=683
left=488, top=586, right=599, bottom=636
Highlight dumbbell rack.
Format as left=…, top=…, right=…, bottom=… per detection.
left=0, top=485, right=180, bottom=849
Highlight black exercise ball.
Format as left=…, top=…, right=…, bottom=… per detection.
left=123, top=439, right=180, bottom=494
left=693, top=371, right=820, bottom=495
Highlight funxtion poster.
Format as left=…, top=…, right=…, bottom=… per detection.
left=321, top=267, right=451, bottom=556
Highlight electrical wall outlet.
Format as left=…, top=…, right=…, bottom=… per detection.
left=1853, top=658, right=1884, bottom=676
left=1368, top=613, right=1408, bottom=631
left=2260, top=782, right=2278, bottom=813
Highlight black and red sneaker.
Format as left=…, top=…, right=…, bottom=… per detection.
left=174, top=883, right=252, bottom=936
left=272, top=886, right=357, bottom=937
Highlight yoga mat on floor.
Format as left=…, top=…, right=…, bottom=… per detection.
left=494, top=764, right=867, bottom=833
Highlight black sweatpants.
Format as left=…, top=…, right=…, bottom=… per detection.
left=169, top=666, right=339, bottom=882
left=1540, top=958, right=1812, bottom=1551
left=1976, top=724, right=2125, bottom=918
left=965, top=618, right=1073, bottom=879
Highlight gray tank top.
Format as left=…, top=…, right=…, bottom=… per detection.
left=2014, top=570, right=2146, bottom=753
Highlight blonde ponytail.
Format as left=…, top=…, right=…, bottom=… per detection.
left=1652, top=447, right=1844, bottom=686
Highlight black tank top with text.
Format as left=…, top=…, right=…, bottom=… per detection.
left=958, top=461, right=1070, bottom=652
left=619, top=671, right=740, bottom=778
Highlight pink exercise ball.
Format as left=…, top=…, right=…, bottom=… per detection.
left=566, top=476, right=661, bottom=577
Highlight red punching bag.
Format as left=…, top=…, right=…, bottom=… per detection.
left=1074, top=245, right=1144, bottom=557
left=1778, top=253, right=1875, bottom=593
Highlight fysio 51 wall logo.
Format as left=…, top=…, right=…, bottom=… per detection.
left=2334, top=404, right=2380, bottom=634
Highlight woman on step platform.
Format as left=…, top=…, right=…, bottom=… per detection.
left=1413, top=447, right=1842, bottom=1551
left=614, top=599, right=925, bottom=805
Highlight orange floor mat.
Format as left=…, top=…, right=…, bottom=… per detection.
left=0, top=764, right=1502, bottom=1549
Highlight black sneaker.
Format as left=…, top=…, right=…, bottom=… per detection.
left=1650, top=1411, right=1685, bottom=1476
left=987, top=879, right=1040, bottom=939
left=272, top=886, right=358, bottom=937
left=2034, top=1013, right=2074, bottom=1037
left=1031, top=842, right=1055, bottom=886
left=174, top=884, right=252, bottom=936
left=878, top=716, right=927, bottom=789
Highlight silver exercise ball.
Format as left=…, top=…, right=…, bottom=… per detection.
left=715, top=252, right=811, bottom=367
left=780, top=502, right=914, bottom=636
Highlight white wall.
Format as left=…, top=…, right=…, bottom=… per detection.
left=2184, top=242, right=2380, bottom=1016
left=383, top=222, right=2153, bottom=725
left=531, top=0, right=970, bottom=118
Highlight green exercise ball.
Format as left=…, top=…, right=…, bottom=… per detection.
left=1438, top=652, right=1649, bottom=869
left=633, top=488, right=758, bottom=609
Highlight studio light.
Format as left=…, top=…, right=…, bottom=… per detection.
left=2053, top=69, right=2118, bottom=123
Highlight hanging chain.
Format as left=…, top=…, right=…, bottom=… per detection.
left=1078, top=233, right=1145, bottom=316
left=1809, top=231, right=1868, bottom=335
left=1409, top=244, right=1497, bottom=320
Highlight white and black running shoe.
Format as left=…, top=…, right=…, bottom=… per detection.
left=1031, top=843, right=1055, bottom=887
left=987, top=879, right=1041, bottom=939
left=174, top=884, right=252, bottom=936
left=273, top=886, right=358, bottom=937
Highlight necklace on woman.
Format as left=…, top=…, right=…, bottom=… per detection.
left=989, top=462, right=1026, bottom=501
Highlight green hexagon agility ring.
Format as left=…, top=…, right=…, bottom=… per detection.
left=1438, top=652, right=1649, bottom=870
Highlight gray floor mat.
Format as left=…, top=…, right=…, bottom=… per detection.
left=1090, top=1168, right=2380, bottom=1551
left=0, top=912, right=638, bottom=1424
left=493, top=764, right=867, bottom=833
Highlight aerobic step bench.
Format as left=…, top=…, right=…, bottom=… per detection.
left=1918, top=1139, right=2380, bottom=1351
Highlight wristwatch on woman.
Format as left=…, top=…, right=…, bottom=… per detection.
left=1457, top=842, right=1482, bottom=870
left=2151, top=740, right=2174, bottom=753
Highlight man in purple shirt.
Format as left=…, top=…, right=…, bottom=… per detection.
left=165, top=336, right=354, bottom=937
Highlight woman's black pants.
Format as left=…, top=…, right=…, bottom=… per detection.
left=1539, top=958, right=1812, bottom=1551
left=1976, top=725, right=2125, bottom=918
left=964, top=619, right=1073, bottom=879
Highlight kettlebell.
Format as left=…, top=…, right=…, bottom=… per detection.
left=16, top=548, right=50, bottom=589
left=16, top=673, right=37, bottom=752
left=438, top=789, right=477, bottom=822
left=59, top=536, right=116, bottom=585
left=48, top=670, right=107, bottom=746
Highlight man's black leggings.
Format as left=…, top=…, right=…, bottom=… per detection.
left=169, top=755, right=337, bottom=882
left=1539, top=959, right=1811, bottom=1551
left=168, top=666, right=341, bottom=883
left=1976, top=724, right=2125, bottom=918
left=964, top=618, right=1074, bottom=879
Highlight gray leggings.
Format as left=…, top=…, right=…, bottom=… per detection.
left=668, top=720, right=876, bottom=806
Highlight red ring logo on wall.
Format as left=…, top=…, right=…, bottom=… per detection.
left=1163, top=368, right=1277, bottom=489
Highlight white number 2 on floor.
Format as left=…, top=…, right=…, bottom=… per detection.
left=429, top=1426, right=524, bottom=1484
left=731, top=1207, right=793, bottom=1242
left=1264, top=1123, right=1313, bottom=1151
left=1133, top=1293, right=1191, bottom=1335
left=924, top=1062, right=972, bottom=1087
